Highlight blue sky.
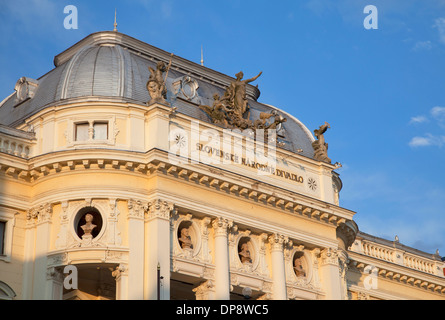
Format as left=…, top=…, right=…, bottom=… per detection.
left=0, top=0, right=444, bottom=256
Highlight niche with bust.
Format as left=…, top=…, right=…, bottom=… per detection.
left=292, top=251, right=306, bottom=278
left=177, top=221, right=195, bottom=251
left=238, top=237, right=254, bottom=265
left=74, top=207, right=103, bottom=240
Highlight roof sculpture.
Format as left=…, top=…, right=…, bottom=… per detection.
left=0, top=31, right=332, bottom=162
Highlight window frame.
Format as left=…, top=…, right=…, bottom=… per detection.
left=0, top=209, right=17, bottom=263
left=67, top=116, right=116, bottom=147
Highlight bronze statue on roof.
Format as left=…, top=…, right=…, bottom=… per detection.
left=198, top=71, right=287, bottom=135
left=147, top=54, right=173, bottom=104
left=312, top=122, right=331, bottom=163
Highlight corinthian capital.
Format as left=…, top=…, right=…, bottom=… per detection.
left=320, top=248, right=339, bottom=266
left=268, top=233, right=289, bottom=252
left=127, top=199, right=145, bottom=219
left=146, top=198, right=174, bottom=221
left=27, top=203, right=53, bottom=223
left=212, top=217, right=232, bottom=237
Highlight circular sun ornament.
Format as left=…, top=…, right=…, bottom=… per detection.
left=308, top=178, right=317, bottom=191
left=175, top=133, right=186, bottom=149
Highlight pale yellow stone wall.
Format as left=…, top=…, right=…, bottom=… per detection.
left=0, top=207, right=26, bottom=299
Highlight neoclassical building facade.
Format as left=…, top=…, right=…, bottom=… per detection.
left=0, top=31, right=444, bottom=300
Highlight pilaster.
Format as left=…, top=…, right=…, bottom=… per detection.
left=46, top=267, right=63, bottom=300
left=28, top=203, right=53, bottom=299
left=319, top=248, right=343, bottom=300
left=112, top=263, right=129, bottom=300
left=126, top=199, right=145, bottom=299
left=212, top=217, right=232, bottom=300
left=144, top=198, right=174, bottom=300
left=268, top=233, right=288, bottom=300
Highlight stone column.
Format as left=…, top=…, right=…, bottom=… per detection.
left=29, top=203, right=53, bottom=300
left=268, top=233, right=288, bottom=300
left=337, top=249, right=349, bottom=300
left=319, top=248, right=343, bottom=300
left=46, top=267, right=63, bottom=300
left=212, top=217, right=231, bottom=300
left=127, top=199, right=145, bottom=299
left=112, top=264, right=129, bottom=300
left=145, top=198, right=174, bottom=300
left=22, top=216, right=36, bottom=299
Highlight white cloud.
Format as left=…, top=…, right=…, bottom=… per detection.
left=409, top=134, right=445, bottom=147
left=433, top=18, right=445, bottom=44
left=431, top=106, right=445, bottom=121
left=408, top=106, right=445, bottom=147
left=409, top=136, right=434, bottom=147
left=409, top=115, right=428, bottom=124
left=412, top=40, right=433, bottom=51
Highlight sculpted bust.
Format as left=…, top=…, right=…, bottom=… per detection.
left=81, top=213, right=96, bottom=239
left=293, top=257, right=306, bottom=277
left=239, top=242, right=252, bottom=264
left=178, top=227, right=193, bottom=250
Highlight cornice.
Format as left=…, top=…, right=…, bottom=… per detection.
left=0, top=147, right=355, bottom=233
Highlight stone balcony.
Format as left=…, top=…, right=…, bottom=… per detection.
left=350, top=231, right=444, bottom=277
left=0, top=124, right=35, bottom=159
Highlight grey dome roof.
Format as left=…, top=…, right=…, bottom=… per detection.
left=0, top=31, right=315, bottom=159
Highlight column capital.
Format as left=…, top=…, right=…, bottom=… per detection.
left=27, top=203, right=53, bottom=224
left=46, top=267, right=63, bottom=282
left=127, top=199, right=145, bottom=219
left=320, top=248, right=339, bottom=266
left=146, top=198, right=174, bottom=221
left=212, top=217, right=232, bottom=237
left=268, top=233, right=289, bottom=252
left=193, top=280, right=216, bottom=300
left=112, top=263, right=128, bottom=280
